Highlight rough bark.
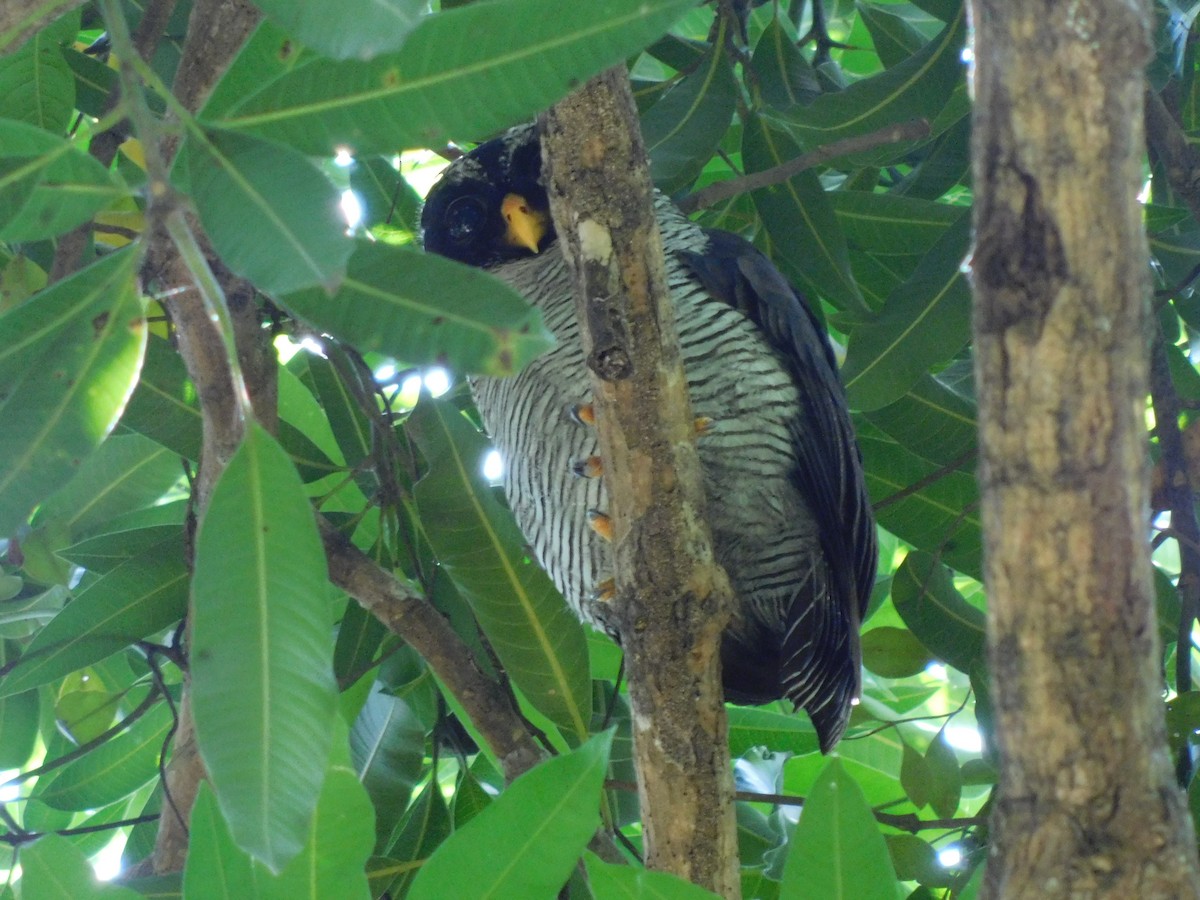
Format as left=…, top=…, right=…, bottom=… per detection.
left=136, top=0, right=264, bottom=873
left=541, top=70, right=741, bottom=898
left=969, top=0, right=1200, bottom=896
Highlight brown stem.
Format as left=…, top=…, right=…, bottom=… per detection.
left=678, top=118, right=931, bottom=214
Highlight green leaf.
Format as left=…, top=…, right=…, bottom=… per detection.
left=0, top=14, right=76, bottom=133
left=749, top=14, right=820, bottom=110
left=349, top=155, right=422, bottom=233
left=863, top=373, right=976, bottom=468
left=900, top=740, right=932, bottom=810
left=213, top=0, right=695, bottom=154
left=885, top=834, right=948, bottom=886
left=775, top=9, right=965, bottom=166
left=175, top=129, right=353, bottom=295
left=859, top=4, right=927, bottom=68
left=0, top=642, right=38, bottom=768
left=408, top=731, right=613, bottom=900
left=891, top=551, right=985, bottom=674
left=36, top=699, right=172, bottom=811
left=409, top=396, right=592, bottom=740
left=0, top=119, right=124, bottom=242
left=842, top=214, right=972, bottom=410
left=350, top=685, right=425, bottom=849
left=780, top=758, right=901, bottom=900
left=641, top=38, right=738, bottom=194
left=743, top=113, right=867, bottom=314
left=120, top=335, right=202, bottom=460
left=831, top=191, right=966, bottom=258
left=861, top=626, right=933, bottom=679
left=184, top=746, right=375, bottom=900
left=34, top=434, right=184, bottom=538
left=585, top=851, right=721, bottom=898
left=191, top=423, right=339, bottom=871
left=62, top=46, right=117, bottom=119
left=307, top=348, right=372, bottom=475
left=60, top=507, right=184, bottom=572
left=0, top=249, right=145, bottom=536
left=18, top=833, right=142, bottom=900
left=201, top=19, right=313, bottom=121
left=0, top=538, right=187, bottom=697
left=250, top=0, right=425, bottom=60
left=0, top=2, right=85, bottom=57
left=727, top=705, right=821, bottom=758
left=859, top=433, right=981, bottom=579
left=924, top=730, right=961, bottom=818
left=281, top=241, right=553, bottom=377
left=379, top=779, right=452, bottom=895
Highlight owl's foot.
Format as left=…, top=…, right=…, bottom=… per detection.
left=571, top=455, right=604, bottom=478
left=568, top=402, right=596, bottom=427
left=587, top=509, right=614, bottom=542
left=588, top=577, right=616, bottom=603
left=571, top=401, right=714, bottom=437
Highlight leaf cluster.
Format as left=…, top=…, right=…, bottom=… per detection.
left=0, top=0, right=1196, bottom=898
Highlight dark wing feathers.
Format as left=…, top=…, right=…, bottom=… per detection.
left=677, top=229, right=877, bottom=748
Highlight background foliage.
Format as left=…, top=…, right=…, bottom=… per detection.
left=0, top=0, right=1193, bottom=897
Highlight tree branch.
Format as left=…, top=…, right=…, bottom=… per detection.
left=678, top=118, right=930, bottom=214
left=318, top=518, right=546, bottom=780
left=541, top=70, right=741, bottom=897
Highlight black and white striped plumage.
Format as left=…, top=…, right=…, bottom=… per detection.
left=421, top=126, right=876, bottom=751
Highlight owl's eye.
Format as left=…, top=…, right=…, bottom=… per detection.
left=445, top=196, right=488, bottom=244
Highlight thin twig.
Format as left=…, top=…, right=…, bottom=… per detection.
left=602, top=779, right=984, bottom=832
left=873, top=448, right=976, bottom=512
left=678, top=118, right=931, bottom=214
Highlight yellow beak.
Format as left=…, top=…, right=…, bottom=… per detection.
left=501, top=193, right=548, bottom=254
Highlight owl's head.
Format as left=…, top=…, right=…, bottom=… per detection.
left=421, top=124, right=555, bottom=269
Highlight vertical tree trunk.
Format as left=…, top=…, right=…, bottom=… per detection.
left=969, top=0, right=1200, bottom=895
left=542, top=70, right=741, bottom=898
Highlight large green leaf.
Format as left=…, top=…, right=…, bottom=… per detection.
left=727, top=706, right=821, bottom=758
left=35, top=699, right=172, bottom=811
left=0, top=1, right=85, bottom=57
left=641, top=37, right=738, bottom=195
left=184, top=737, right=374, bottom=900
left=249, top=0, right=425, bottom=61
left=0, top=14, right=76, bottom=133
left=863, top=374, right=976, bottom=468
left=891, top=551, right=985, bottom=674
left=191, top=423, right=339, bottom=872
left=842, top=214, right=972, bottom=410
left=0, top=118, right=124, bottom=242
left=350, top=685, right=425, bottom=849
left=0, top=249, right=145, bottom=536
left=776, top=8, right=965, bottom=166
left=60, top=506, right=185, bottom=573
left=34, top=433, right=184, bottom=538
left=174, top=128, right=353, bottom=295
left=378, top=779, right=452, bottom=895
left=18, top=833, right=141, bottom=900
left=780, top=758, right=902, bottom=900
left=749, top=14, right=820, bottom=111
left=408, top=731, right=612, bottom=900
left=409, top=397, right=591, bottom=740
left=279, top=241, right=554, bottom=377
left=860, top=434, right=982, bottom=580
left=832, top=191, right=966, bottom=258
left=743, top=113, right=867, bottom=314
left=212, top=0, right=695, bottom=154
left=0, top=537, right=187, bottom=698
